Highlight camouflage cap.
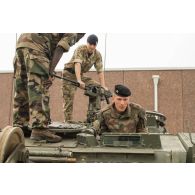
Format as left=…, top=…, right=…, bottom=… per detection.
left=114, top=84, right=131, bottom=97
left=87, top=34, right=98, bottom=45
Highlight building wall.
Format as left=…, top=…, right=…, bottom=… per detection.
left=0, top=73, right=14, bottom=128
left=1, top=70, right=195, bottom=134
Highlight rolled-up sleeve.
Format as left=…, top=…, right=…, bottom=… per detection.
left=57, top=33, right=78, bottom=52
left=72, top=47, right=83, bottom=64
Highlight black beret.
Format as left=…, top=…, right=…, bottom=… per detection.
left=114, top=84, right=131, bottom=97
left=87, top=34, right=98, bottom=45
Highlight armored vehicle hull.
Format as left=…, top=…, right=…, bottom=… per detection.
left=1, top=111, right=194, bottom=163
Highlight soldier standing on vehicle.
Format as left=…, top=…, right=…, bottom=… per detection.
left=62, top=34, right=108, bottom=122
left=93, top=84, right=147, bottom=134
left=13, top=33, right=85, bottom=142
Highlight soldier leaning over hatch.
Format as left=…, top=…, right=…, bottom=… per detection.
left=93, top=84, right=147, bottom=134
left=62, top=34, right=108, bottom=122
left=13, top=33, right=85, bottom=143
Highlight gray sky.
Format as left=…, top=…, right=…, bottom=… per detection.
left=1, top=33, right=195, bottom=72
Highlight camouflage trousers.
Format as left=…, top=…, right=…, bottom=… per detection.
left=13, top=48, right=51, bottom=129
left=62, top=70, right=99, bottom=121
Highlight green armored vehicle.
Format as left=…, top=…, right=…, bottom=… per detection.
left=1, top=110, right=195, bottom=163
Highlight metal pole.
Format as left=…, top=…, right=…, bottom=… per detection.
left=152, top=75, right=160, bottom=112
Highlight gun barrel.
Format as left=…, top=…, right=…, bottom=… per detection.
left=52, top=74, right=80, bottom=87
left=52, top=74, right=112, bottom=104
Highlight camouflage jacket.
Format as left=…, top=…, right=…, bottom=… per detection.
left=64, top=45, right=103, bottom=74
left=16, top=33, right=83, bottom=60
left=94, top=102, right=147, bottom=133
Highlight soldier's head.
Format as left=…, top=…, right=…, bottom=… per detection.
left=113, top=84, right=131, bottom=113
left=87, top=34, right=98, bottom=53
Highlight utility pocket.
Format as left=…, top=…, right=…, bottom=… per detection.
left=28, top=52, right=50, bottom=76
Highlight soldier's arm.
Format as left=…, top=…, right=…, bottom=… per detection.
left=71, top=46, right=85, bottom=88
left=100, top=120, right=109, bottom=134
left=50, top=34, right=85, bottom=75
left=93, top=112, right=109, bottom=135
left=49, top=46, right=65, bottom=74
left=75, top=62, right=85, bottom=89
left=136, top=109, right=148, bottom=133
left=98, top=72, right=107, bottom=89
left=58, top=33, right=81, bottom=52
left=94, top=52, right=107, bottom=89
left=75, top=33, right=85, bottom=42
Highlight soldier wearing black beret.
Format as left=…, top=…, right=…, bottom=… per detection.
left=93, top=84, right=147, bottom=134
left=114, top=84, right=131, bottom=97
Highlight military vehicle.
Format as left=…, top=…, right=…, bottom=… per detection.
left=1, top=119, right=195, bottom=163
left=0, top=75, right=195, bottom=163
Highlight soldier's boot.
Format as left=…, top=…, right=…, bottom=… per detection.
left=30, top=129, right=62, bottom=143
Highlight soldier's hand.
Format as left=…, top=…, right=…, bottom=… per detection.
left=102, top=86, right=108, bottom=91
left=78, top=80, right=85, bottom=89
left=81, top=128, right=96, bottom=135
left=43, top=77, right=53, bottom=89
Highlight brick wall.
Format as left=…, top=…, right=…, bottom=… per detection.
left=1, top=70, right=195, bottom=134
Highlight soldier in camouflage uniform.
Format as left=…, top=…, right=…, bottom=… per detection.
left=62, top=34, right=107, bottom=121
left=93, top=84, right=147, bottom=134
left=13, top=33, right=85, bottom=142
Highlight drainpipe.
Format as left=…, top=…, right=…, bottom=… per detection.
left=152, top=75, right=160, bottom=112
